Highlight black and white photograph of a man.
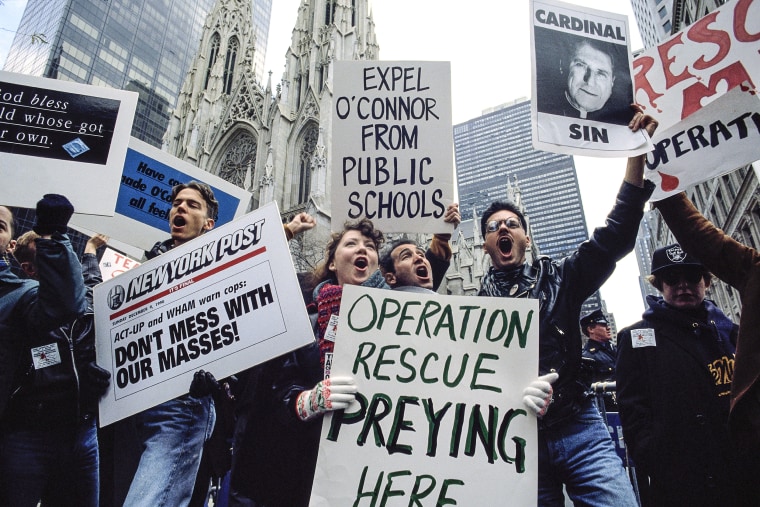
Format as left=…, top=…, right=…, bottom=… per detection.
left=535, top=27, right=632, bottom=125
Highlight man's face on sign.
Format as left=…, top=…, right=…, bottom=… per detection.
left=566, top=42, right=615, bottom=113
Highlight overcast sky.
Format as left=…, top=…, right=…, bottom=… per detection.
left=0, top=0, right=650, bottom=327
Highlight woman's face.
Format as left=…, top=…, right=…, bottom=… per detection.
left=328, top=230, right=378, bottom=286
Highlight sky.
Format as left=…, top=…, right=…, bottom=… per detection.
left=0, top=0, right=650, bottom=328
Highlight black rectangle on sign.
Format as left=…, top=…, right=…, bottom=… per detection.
left=0, top=80, right=121, bottom=165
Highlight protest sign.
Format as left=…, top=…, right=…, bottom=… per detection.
left=99, top=247, right=142, bottom=280
left=331, top=61, right=455, bottom=234
left=310, top=286, right=539, bottom=506
left=530, top=0, right=651, bottom=157
left=0, top=71, right=137, bottom=215
left=646, top=85, right=760, bottom=201
left=71, top=137, right=251, bottom=251
left=94, top=202, right=314, bottom=426
left=633, top=0, right=760, bottom=132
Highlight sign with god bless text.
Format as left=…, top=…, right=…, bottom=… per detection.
left=71, top=137, right=251, bottom=251
left=94, top=203, right=314, bottom=426
left=311, top=286, right=539, bottom=506
left=530, top=0, right=652, bottom=157
left=0, top=71, right=137, bottom=215
left=633, top=0, right=760, bottom=133
left=331, top=61, right=456, bottom=234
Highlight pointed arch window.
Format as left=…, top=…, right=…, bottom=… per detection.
left=325, top=0, right=336, bottom=24
left=218, top=131, right=257, bottom=188
left=204, top=33, right=221, bottom=90
left=297, top=125, right=319, bottom=204
left=223, top=36, right=239, bottom=94
left=352, top=0, right=356, bottom=25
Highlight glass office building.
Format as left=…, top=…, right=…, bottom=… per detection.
left=3, top=0, right=271, bottom=147
left=454, top=99, right=589, bottom=260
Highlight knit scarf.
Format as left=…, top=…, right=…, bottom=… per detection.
left=479, top=265, right=525, bottom=297
left=314, top=269, right=388, bottom=373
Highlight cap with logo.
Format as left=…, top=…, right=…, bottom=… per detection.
left=650, top=244, right=705, bottom=275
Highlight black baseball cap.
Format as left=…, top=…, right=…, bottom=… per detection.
left=650, top=244, right=705, bottom=275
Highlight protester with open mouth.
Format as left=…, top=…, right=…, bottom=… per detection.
left=477, top=106, right=657, bottom=506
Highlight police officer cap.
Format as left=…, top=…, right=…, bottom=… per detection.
left=650, top=243, right=705, bottom=275
left=580, top=309, right=608, bottom=331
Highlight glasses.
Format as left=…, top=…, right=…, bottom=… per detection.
left=661, top=270, right=704, bottom=286
left=486, top=218, right=522, bottom=233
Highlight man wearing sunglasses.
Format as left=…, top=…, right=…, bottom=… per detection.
left=616, top=243, right=741, bottom=506
left=477, top=108, right=657, bottom=506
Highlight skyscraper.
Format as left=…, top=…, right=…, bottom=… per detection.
left=454, top=99, right=589, bottom=260
left=629, top=0, right=674, bottom=47
left=449, top=98, right=604, bottom=315
left=3, top=0, right=273, bottom=147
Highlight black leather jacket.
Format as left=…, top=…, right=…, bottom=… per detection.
left=4, top=253, right=102, bottom=427
left=479, top=180, right=654, bottom=427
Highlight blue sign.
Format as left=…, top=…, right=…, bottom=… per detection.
left=115, top=148, right=240, bottom=232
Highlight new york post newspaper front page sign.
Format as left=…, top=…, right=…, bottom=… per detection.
left=94, top=203, right=314, bottom=426
left=71, top=137, right=251, bottom=251
left=530, top=0, right=652, bottom=157
left=0, top=71, right=137, bottom=215
left=331, top=61, right=456, bottom=234
left=311, top=286, right=539, bottom=506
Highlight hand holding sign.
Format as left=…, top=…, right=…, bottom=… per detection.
left=296, top=376, right=358, bottom=421
left=33, top=194, right=74, bottom=235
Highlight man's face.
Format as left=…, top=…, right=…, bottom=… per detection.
left=660, top=268, right=708, bottom=311
left=483, top=210, right=531, bottom=271
left=566, top=43, right=615, bottom=113
left=385, top=243, right=433, bottom=289
left=587, top=322, right=611, bottom=343
left=0, top=207, right=14, bottom=255
left=169, top=188, right=214, bottom=246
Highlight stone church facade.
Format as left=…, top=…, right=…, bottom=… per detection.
left=163, top=0, right=378, bottom=272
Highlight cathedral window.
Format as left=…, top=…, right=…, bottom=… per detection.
left=297, top=125, right=319, bottom=204
left=223, top=36, right=239, bottom=94
left=325, top=0, right=336, bottom=24
left=204, top=33, right=220, bottom=90
left=218, top=131, right=257, bottom=188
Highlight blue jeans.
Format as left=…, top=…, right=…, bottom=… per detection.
left=0, top=413, right=99, bottom=507
left=538, top=398, right=638, bottom=507
left=124, top=394, right=215, bottom=507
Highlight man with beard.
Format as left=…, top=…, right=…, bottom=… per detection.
left=477, top=108, right=656, bottom=506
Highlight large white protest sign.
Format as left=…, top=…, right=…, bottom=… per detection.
left=94, top=202, right=314, bottom=426
left=0, top=71, right=137, bottom=215
left=331, top=61, right=455, bottom=234
left=646, top=86, right=760, bottom=201
left=633, top=0, right=760, bottom=132
left=71, top=137, right=251, bottom=251
left=530, top=0, right=651, bottom=157
left=310, top=286, right=539, bottom=506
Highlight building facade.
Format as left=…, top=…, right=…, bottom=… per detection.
left=3, top=0, right=273, bottom=147
left=629, top=0, right=674, bottom=47
left=163, top=0, right=379, bottom=272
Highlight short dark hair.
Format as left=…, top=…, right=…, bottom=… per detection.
left=568, top=39, right=615, bottom=73
left=171, top=181, right=219, bottom=221
left=379, top=238, right=419, bottom=274
left=480, top=201, right=527, bottom=238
